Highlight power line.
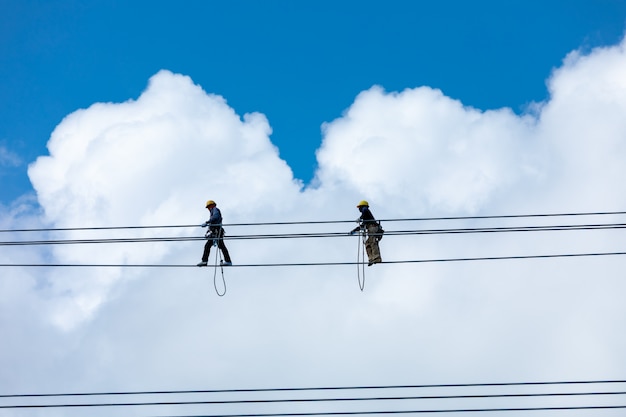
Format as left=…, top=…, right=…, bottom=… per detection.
left=4, top=379, right=625, bottom=398
left=2, top=210, right=626, bottom=233
left=2, top=380, right=626, bottom=410
left=2, top=222, right=626, bottom=247
left=2, top=251, right=626, bottom=268
left=3, top=391, right=626, bottom=409
left=145, top=405, right=626, bottom=416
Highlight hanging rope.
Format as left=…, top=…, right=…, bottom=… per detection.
left=211, top=234, right=226, bottom=297
left=356, top=227, right=366, bottom=291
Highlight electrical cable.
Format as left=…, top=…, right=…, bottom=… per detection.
left=3, top=379, right=626, bottom=410
left=3, top=379, right=626, bottom=399
left=3, top=222, right=626, bottom=246
left=2, top=250, right=626, bottom=268
left=2, top=390, right=626, bottom=409
left=2, top=210, right=626, bottom=233
left=145, top=405, right=626, bottom=415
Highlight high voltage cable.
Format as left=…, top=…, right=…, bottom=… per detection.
left=2, top=380, right=626, bottom=410
left=2, top=222, right=626, bottom=247
left=2, top=210, right=626, bottom=233
left=3, top=390, right=626, bottom=409
left=2, top=251, right=626, bottom=268
left=146, top=405, right=626, bottom=415
left=4, top=379, right=625, bottom=398
left=5, top=406, right=626, bottom=414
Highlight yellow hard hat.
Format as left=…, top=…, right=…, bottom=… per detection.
left=357, top=200, right=369, bottom=207
left=205, top=200, right=216, bottom=208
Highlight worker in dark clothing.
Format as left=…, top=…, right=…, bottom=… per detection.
left=197, top=200, right=232, bottom=267
left=350, top=200, right=382, bottom=266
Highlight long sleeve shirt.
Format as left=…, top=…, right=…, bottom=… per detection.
left=207, top=207, right=223, bottom=226
left=358, top=206, right=376, bottom=225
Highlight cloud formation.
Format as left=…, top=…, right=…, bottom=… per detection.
left=2, top=36, right=626, bottom=414
left=0, top=146, right=20, bottom=168
left=27, top=71, right=303, bottom=329
left=316, top=86, right=538, bottom=214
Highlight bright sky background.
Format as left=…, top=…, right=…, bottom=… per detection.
left=3, top=1, right=626, bottom=416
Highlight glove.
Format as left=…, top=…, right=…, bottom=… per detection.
left=201, top=222, right=209, bottom=227
left=349, top=230, right=356, bottom=235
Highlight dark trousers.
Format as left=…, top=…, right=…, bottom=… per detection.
left=202, top=227, right=232, bottom=263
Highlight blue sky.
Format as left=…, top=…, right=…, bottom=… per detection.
left=1, top=0, right=625, bottom=204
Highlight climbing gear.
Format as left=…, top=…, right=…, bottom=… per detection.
left=357, top=200, right=369, bottom=208
left=205, top=228, right=220, bottom=246
left=212, top=233, right=226, bottom=296
left=375, top=221, right=385, bottom=241
left=355, top=226, right=366, bottom=291
left=205, top=199, right=216, bottom=208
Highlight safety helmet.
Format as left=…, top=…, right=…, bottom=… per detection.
left=357, top=200, right=369, bottom=208
left=205, top=200, right=216, bottom=208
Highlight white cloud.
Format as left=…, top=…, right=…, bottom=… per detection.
left=0, top=146, right=20, bottom=168
left=536, top=41, right=626, bottom=210
left=26, top=70, right=303, bottom=330
left=2, top=36, right=626, bottom=415
left=315, top=86, right=539, bottom=215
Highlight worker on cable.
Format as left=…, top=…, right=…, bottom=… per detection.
left=197, top=200, right=233, bottom=267
left=350, top=200, right=382, bottom=266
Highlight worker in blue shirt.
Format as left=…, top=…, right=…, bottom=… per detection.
left=197, top=200, right=232, bottom=266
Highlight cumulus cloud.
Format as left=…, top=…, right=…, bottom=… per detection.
left=27, top=70, right=302, bottom=329
left=315, top=86, right=539, bottom=215
left=2, top=36, right=626, bottom=415
left=30, top=71, right=301, bottom=228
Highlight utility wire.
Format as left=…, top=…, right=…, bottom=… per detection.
left=3, top=380, right=626, bottom=409
left=4, top=379, right=625, bottom=399
left=2, top=251, right=626, bottom=268
left=145, top=405, right=626, bottom=415
left=2, top=210, right=626, bottom=233
left=2, top=222, right=626, bottom=246
left=3, top=390, right=626, bottom=409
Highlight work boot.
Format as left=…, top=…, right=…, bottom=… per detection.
left=196, top=261, right=208, bottom=267
left=221, top=260, right=232, bottom=266
left=368, top=258, right=382, bottom=266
